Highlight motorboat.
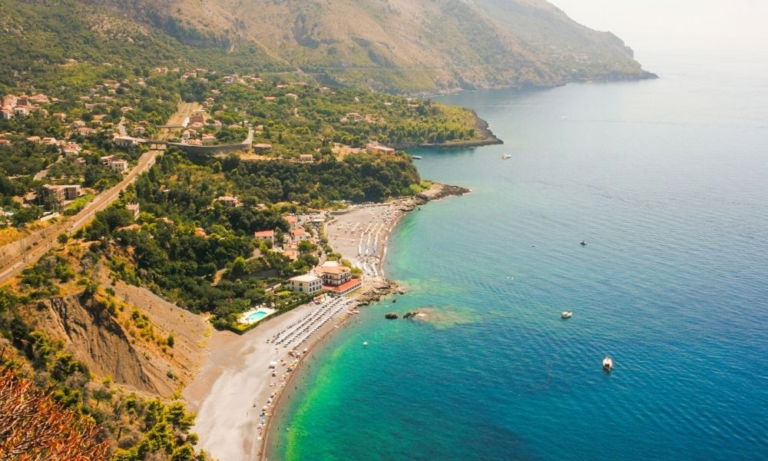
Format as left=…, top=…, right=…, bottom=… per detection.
left=561, top=311, right=573, bottom=319
left=502, top=154, right=513, bottom=160
left=363, top=341, right=369, bottom=346
left=602, top=356, right=614, bottom=372
left=411, top=155, right=423, bottom=160
left=580, top=240, right=587, bottom=246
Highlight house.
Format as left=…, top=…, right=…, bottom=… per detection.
left=2, top=95, right=18, bottom=108
left=284, top=215, right=298, bottom=229
left=101, top=155, right=128, bottom=172
left=201, top=134, right=216, bottom=144
left=215, top=195, right=240, bottom=207
left=26, top=136, right=41, bottom=144
left=14, top=106, right=30, bottom=117
left=0, top=109, right=13, bottom=120
left=0, top=139, right=11, bottom=146
left=40, top=184, right=81, bottom=204
left=299, top=154, right=314, bottom=164
left=288, top=274, right=323, bottom=295
left=42, top=137, right=58, bottom=145
left=52, top=113, right=67, bottom=121
left=317, top=263, right=352, bottom=287
left=189, top=113, right=205, bottom=125
left=253, top=143, right=272, bottom=154
left=366, top=142, right=396, bottom=155
left=126, top=203, right=140, bottom=219
left=254, top=230, right=275, bottom=246
left=290, top=227, right=310, bottom=242
left=61, top=143, right=81, bottom=156
left=29, top=94, right=50, bottom=105
left=76, top=127, right=96, bottom=136
left=108, top=159, right=129, bottom=173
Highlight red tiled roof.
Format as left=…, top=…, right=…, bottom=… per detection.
left=319, top=266, right=349, bottom=275
left=323, top=279, right=361, bottom=293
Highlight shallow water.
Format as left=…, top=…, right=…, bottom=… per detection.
left=271, top=51, right=768, bottom=460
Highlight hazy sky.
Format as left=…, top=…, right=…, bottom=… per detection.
left=550, top=0, right=768, bottom=56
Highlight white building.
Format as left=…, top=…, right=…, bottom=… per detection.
left=108, top=159, right=129, bottom=173
left=288, top=274, right=323, bottom=295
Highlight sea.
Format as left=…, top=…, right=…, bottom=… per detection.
left=270, top=51, right=768, bottom=460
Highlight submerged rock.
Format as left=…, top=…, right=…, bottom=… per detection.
left=385, top=313, right=399, bottom=320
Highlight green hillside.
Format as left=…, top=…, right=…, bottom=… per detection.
left=2, top=0, right=654, bottom=94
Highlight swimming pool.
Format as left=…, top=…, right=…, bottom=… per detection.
left=240, top=307, right=276, bottom=325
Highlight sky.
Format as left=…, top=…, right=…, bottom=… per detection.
left=550, top=0, right=768, bottom=57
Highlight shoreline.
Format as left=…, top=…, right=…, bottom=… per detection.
left=183, top=182, right=469, bottom=461
left=393, top=111, right=502, bottom=150
left=258, top=182, right=469, bottom=460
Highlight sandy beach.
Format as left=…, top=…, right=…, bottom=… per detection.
left=184, top=296, right=355, bottom=460
left=184, top=183, right=469, bottom=461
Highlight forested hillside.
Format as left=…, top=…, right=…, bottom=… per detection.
left=2, top=0, right=654, bottom=94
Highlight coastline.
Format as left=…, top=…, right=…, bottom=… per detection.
left=254, top=182, right=469, bottom=460
left=393, top=111, right=503, bottom=150
left=183, top=182, right=469, bottom=461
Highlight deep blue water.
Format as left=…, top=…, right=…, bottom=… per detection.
left=272, top=52, right=768, bottom=460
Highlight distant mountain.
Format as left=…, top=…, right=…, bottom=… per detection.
left=2, top=0, right=655, bottom=93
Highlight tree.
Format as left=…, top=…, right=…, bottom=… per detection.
left=0, top=368, right=109, bottom=460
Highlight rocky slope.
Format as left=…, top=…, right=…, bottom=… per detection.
left=84, top=0, right=654, bottom=93
left=26, top=285, right=209, bottom=396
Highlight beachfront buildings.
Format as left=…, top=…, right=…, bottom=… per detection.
left=317, top=263, right=352, bottom=287
left=289, top=274, right=323, bottom=295
left=317, top=262, right=361, bottom=295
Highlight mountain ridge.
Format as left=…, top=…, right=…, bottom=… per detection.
left=81, top=0, right=655, bottom=93
left=1, top=0, right=655, bottom=94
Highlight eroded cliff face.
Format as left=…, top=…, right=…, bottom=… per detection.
left=34, top=295, right=160, bottom=393
left=29, top=285, right=209, bottom=397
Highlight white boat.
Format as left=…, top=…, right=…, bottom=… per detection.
left=502, top=154, right=513, bottom=160
left=602, top=356, right=614, bottom=372
left=561, top=311, right=573, bottom=319
left=411, top=155, right=423, bottom=160
left=363, top=341, right=369, bottom=346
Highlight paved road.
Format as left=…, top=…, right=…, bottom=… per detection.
left=0, top=103, right=199, bottom=285
left=0, top=149, right=160, bottom=285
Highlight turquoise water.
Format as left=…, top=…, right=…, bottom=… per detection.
left=271, top=52, right=768, bottom=460
left=245, top=310, right=268, bottom=322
